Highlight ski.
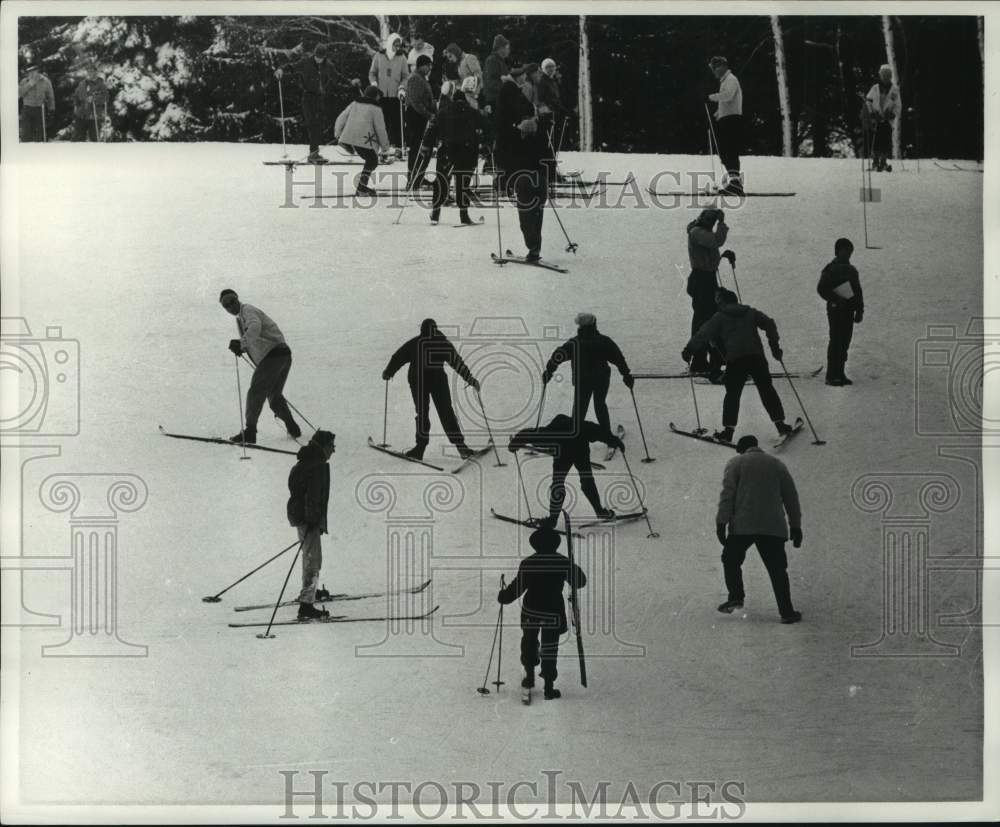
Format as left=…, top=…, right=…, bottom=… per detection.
left=490, top=508, right=584, bottom=539
left=667, top=422, right=739, bottom=450
left=521, top=686, right=532, bottom=705
left=229, top=605, right=439, bottom=628
left=233, top=578, right=433, bottom=613
left=646, top=186, right=796, bottom=198
left=563, top=511, right=587, bottom=688
left=158, top=425, right=297, bottom=456
left=604, top=424, right=626, bottom=462
left=367, top=437, right=446, bottom=471
left=771, top=416, right=805, bottom=450
left=933, top=161, right=982, bottom=173
left=452, top=445, right=494, bottom=474
left=452, top=217, right=485, bottom=228
left=262, top=159, right=363, bottom=167
left=577, top=510, right=647, bottom=529
left=634, top=366, right=822, bottom=381
left=491, top=250, right=569, bottom=274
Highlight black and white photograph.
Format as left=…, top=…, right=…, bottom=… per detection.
left=1, top=0, right=996, bottom=822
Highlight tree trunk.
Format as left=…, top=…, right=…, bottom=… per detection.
left=881, top=15, right=901, bottom=159
left=578, top=15, right=593, bottom=152
left=770, top=15, right=793, bottom=156
left=375, top=15, right=389, bottom=44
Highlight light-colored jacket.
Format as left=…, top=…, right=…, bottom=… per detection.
left=237, top=303, right=287, bottom=365
left=456, top=52, right=483, bottom=94
left=407, top=43, right=435, bottom=73
left=334, top=99, right=389, bottom=152
left=369, top=33, right=410, bottom=97
left=709, top=70, right=742, bottom=119
left=865, top=82, right=901, bottom=121
left=19, top=74, right=55, bottom=109
left=716, top=447, right=801, bottom=539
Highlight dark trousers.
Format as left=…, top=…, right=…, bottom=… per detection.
left=688, top=270, right=723, bottom=373
left=72, top=115, right=99, bottom=142
left=722, top=534, right=796, bottom=617
left=550, top=455, right=603, bottom=520
left=341, top=144, right=379, bottom=188
left=246, top=346, right=297, bottom=433
left=405, top=110, right=431, bottom=184
left=722, top=354, right=785, bottom=427
left=714, top=114, right=743, bottom=177
left=301, top=94, right=327, bottom=153
left=826, top=306, right=855, bottom=381
left=575, top=370, right=611, bottom=433
left=409, top=372, right=466, bottom=448
left=380, top=97, right=403, bottom=147
left=520, top=610, right=565, bottom=682
left=20, top=106, right=47, bottom=142
left=870, top=120, right=891, bottom=159
left=510, top=172, right=548, bottom=256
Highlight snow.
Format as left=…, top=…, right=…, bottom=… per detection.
left=2, top=143, right=985, bottom=813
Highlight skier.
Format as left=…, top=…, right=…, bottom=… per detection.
left=404, top=55, right=436, bottom=189
left=817, top=237, right=864, bottom=386
left=498, top=526, right=588, bottom=700
left=406, top=29, right=436, bottom=74
left=274, top=44, right=337, bottom=163
left=707, top=56, right=744, bottom=195
left=71, top=62, right=109, bottom=142
left=543, top=313, right=634, bottom=434
left=18, top=64, right=55, bottom=142
left=686, top=207, right=729, bottom=380
left=482, top=35, right=511, bottom=176
left=863, top=64, right=901, bottom=172
left=368, top=33, right=409, bottom=152
left=333, top=85, right=390, bottom=196
left=443, top=43, right=483, bottom=96
left=508, top=414, right=624, bottom=526
left=682, top=288, right=794, bottom=444
left=381, top=319, right=481, bottom=461
left=716, top=434, right=803, bottom=624
left=219, top=289, right=301, bottom=444
left=286, top=429, right=337, bottom=621
left=536, top=59, right=565, bottom=125
left=430, top=78, right=482, bottom=226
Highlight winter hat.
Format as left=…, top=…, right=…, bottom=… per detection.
left=416, top=54, right=432, bottom=69
left=708, top=56, right=728, bottom=70
left=363, top=84, right=380, bottom=99
left=493, top=34, right=510, bottom=51
left=420, top=318, right=438, bottom=337
left=878, top=64, right=893, bottom=82
left=541, top=58, right=557, bottom=72
left=310, top=429, right=336, bottom=448
left=529, top=527, right=561, bottom=553
left=444, top=43, right=462, bottom=58
left=219, top=288, right=238, bottom=303
left=575, top=312, right=597, bottom=328
left=386, top=33, right=403, bottom=55
left=715, top=287, right=739, bottom=305
left=735, top=435, right=758, bottom=454
left=461, top=76, right=478, bottom=94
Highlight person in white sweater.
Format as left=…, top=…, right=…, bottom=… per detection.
left=707, top=55, right=744, bottom=195
left=863, top=64, right=901, bottom=172
left=715, top=435, right=803, bottom=623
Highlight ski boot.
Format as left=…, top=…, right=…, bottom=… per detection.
left=307, top=151, right=328, bottom=164
left=404, top=445, right=426, bottom=461
left=543, top=680, right=561, bottom=700
left=230, top=428, right=256, bottom=444
left=780, top=611, right=803, bottom=624
left=825, top=376, right=846, bottom=387
left=534, top=514, right=558, bottom=530
left=315, top=586, right=333, bottom=602
left=717, top=599, right=744, bottom=614
left=775, top=421, right=793, bottom=437
left=713, top=426, right=734, bottom=444
left=839, top=375, right=853, bottom=385
left=525, top=250, right=542, bottom=263
left=280, top=417, right=302, bottom=439
left=594, top=507, right=616, bottom=521
left=430, top=209, right=441, bottom=226
left=457, top=443, right=476, bottom=461
left=459, top=211, right=476, bottom=226
left=521, top=671, right=535, bottom=705
left=356, top=184, right=377, bottom=196
left=297, top=602, right=330, bottom=621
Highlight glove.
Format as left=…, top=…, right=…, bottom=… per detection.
left=381, top=369, right=392, bottom=381
left=622, top=373, right=635, bottom=389
left=497, top=590, right=505, bottom=604
left=507, top=441, right=520, bottom=454
left=228, top=339, right=243, bottom=356
left=771, top=346, right=783, bottom=362
left=854, top=309, right=864, bottom=324
left=469, top=377, right=481, bottom=392
left=274, top=68, right=284, bottom=80
left=541, top=369, right=553, bottom=385
left=790, top=527, right=803, bottom=548
left=483, top=104, right=492, bottom=115
left=611, top=436, right=625, bottom=451
left=681, top=349, right=693, bottom=364
left=716, top=523, right=727, bottom=545
left=397, top=88, right=407, bottom=100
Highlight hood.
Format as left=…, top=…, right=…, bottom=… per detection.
left=385, top=32, right=402, bottom=57
left=720, top=303, right=751, bottom=317
left=420, top=317, right=438, bottom=338
left=296, top=442, right=326, bottom=463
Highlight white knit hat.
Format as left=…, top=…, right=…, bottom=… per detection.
left=541, top=58, right=557, bottom=72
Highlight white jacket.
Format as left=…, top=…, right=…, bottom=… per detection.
left=407, top=43, right=435, bottom=73
left=237, top=303, right=287, bottom=365
left=709, top=71, right=742, bottom=119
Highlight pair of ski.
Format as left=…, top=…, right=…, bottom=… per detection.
left=668, top=416, right=805, bottom=450
left=491, top=249, right=569, bottom=273
left=490, top=507, right=647, bottom=538
left=431, top=216, right=485, bottom=229
left=634, top=366, right=823, bottom=382
left=159, top=425, right=298, bottom=456
left=645, top=184, right=796, bottom=198
left=229, top=605, right=439, bottom=628
left=230, top=577, right=432, bottom=617
left=367, top=437, right=492, bottom=473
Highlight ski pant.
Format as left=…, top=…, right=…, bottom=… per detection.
left=870, top=119, right=891, bottom=165
left=722, top=534, right=796, bottom=618
left=510, top=171, right=548, bottom=256
left=721, top=353, right=785, bottom=428
left=20, top=106, right=47, bottom=142
left=410, top=372, right=467, bottom=448
left=245, top=345, right=298, bottom=435
left=688, top=270, right=723, bottom=374
left=520, top=610, right=566, bottom=683
left=714, top=114, right=743, bottom=179
left=296, top=524, right=323, bottom=604
left=826, top=306, right=855, bottom=381
left=380, top=97, right=404, bottom=147
left=341, top=143, right=379, bottom=188
left=405, top=110, right=432, bottom=185
left=431, top=143, right=476, bottom=220
left=574, top=370, right=611, bottom=433
left=72, top=115, right=100, bottom=142
left=550, top=454, right=603, bottom=520
left=301, top=93, right=328, bottom=153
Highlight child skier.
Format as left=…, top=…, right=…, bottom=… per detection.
left=817, top=237, right=864, bottom=386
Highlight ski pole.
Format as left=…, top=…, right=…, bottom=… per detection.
left=475, top=388, right=507, bottom=467
left=399, top=97, right=406, bottom=161
left=512, top=449, right=533, bottom=521
left=556, top=116, right=568, bottom=155
left=255, top=539, right=305, bottom=639
left=628, top=386, right=656, bottom=463
left=544, top=132, right=578, bottom=253
left=476, top=578, right=504, bottom=695
left=41, top=105, right=47, bottom=143
left=704, top=104, right=718, bottom=183
left=240, top=354, right=315, bottom=431
left=202, top=539, right=300, bottom=602
left=493, top=574, right=505, bottom=691
left=621, top=451, right=660, bottom=539
left=779, top=358, right=826, bottom=445
left=490, top=147, right=503, bottom=260
left=277, top=73, right=288, bottom=158
left=378, top=378, right=390, bottom=447
left=91, top=99, right=101, bottom=142
left=688, top=371, right=707, bottom=435
left=234, top=354, right=250, bottom=460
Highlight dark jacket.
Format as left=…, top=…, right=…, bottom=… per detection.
left=384, top=326, right=475, bottom=386
left=535, top=73, right=563, bottom=119
left=438, top=95, right=481, bottom=149
left=483, top=51, right=509, bottom=107
left=72, top=78, right=109, bottom=119
left=509, top=417, right=620, bottom=465
left=499, top=549, right=587, bottom=629
left=289, top=56, right=337, bottom=97
left=286, top=443, right=331, bottom=533
left=717, top=447, right=801, bottom=539
left=687, top=303, right=780, bottom=362
left=405, top=72, right=435, bottom=119
left=546, top=327, right=631, bottom=386
left=817, top=259, right=864, bottom=313
left=687, top=220, right=729, bottom=274
left=497, top=79, right=550, bottom=174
